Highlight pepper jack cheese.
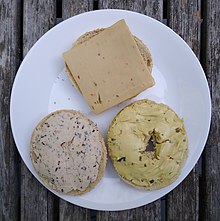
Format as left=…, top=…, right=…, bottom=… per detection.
left=63, top=20, right=155, bottom=114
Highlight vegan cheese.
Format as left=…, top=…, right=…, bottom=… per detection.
left=63, top=20, right=155, bottom=114
left=30, top=110, right=107, bottom=195
left=108, top=99, right=188, bottom=190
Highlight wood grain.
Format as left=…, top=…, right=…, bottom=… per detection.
left=167, top=0, right=202, bottom=57
left=59, top=199, right=90, bottom=221
left=60, top=1, right=93, bottom=220
left=23, top=0, right=56, bottom=56
left=99, top=0, right=163, bottom=21
left=97, top=202, right=161, bottom=221
left=21, top=1, right=57, bottom=220
left=0, top=1, right=22, bottom=220
left=166, top=167, right=199, bottom=221
left=166, top=0, right=201, bottom=220
left=97, top=0, right=162, bottom=219
left=201, top=0, right=220, bottom=220
left=62, top=0, right=93, bottom=20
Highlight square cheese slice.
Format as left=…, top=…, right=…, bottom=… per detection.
left=63, top=19, right=155, bottom=114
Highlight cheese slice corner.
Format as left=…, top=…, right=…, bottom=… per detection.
left=63, top=19, right=155, bottom=114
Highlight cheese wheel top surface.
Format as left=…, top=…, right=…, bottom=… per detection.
left=108, top=100, right=188, bottom=190
left=30, top=110, right=106, bottom=195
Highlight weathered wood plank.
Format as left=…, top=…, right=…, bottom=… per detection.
left=21, top=1, right=57, bottom=221
left=59, top=199, right=90, bottom=221
left=99, top=0, right=163, bottom=21
left=97, top=0, right=162, bottom=219
left=97, top=203, right=161, bottom=221
left=23, top=0, right=57, bottom=56
left=0, top=1, right=22, bottom=220
left=166, top=0, right=201, bottom=220
left=201, top=0, right=220, bottom=220
left=62, top=0, right=93, bottom=19
left=167, top=167, right=199, bottom=221
left=167, top=0, right=202, bottom=57
left=60, top=1, right=93, bottom=220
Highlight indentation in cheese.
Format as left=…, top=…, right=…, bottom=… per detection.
left=63, top=20, right=155, bottom=114
left=30, top=111, right=103, bottom=194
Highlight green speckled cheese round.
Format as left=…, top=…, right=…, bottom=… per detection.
left=108, top=99, right=188, bottom=190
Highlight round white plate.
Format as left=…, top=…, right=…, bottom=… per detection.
left=10, top=9, right=211, bottom=211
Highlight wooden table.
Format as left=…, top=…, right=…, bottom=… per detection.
left=1, top=0, right=219, bottom=220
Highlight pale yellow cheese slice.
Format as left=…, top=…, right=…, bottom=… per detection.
left=63, top=19, right=155, bottom=114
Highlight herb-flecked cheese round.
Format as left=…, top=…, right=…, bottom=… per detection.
left=108, top=99, right=188, bottom=190
left=30, top=110, right=107, bottom=195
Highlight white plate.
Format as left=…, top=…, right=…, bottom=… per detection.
left=10, top=9, right=211, bottom=211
